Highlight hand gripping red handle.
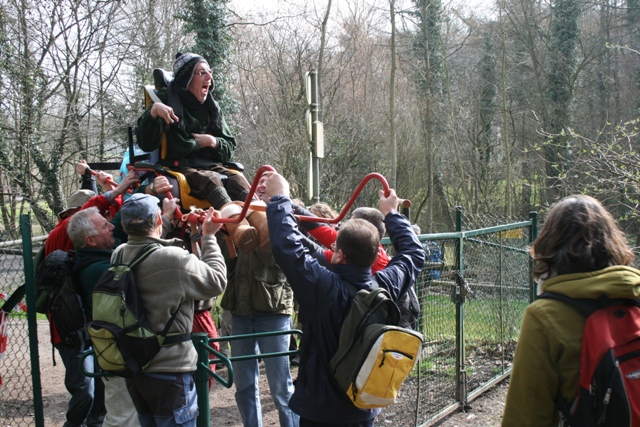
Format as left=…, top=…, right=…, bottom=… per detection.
left=128, top=163, right=185, bottom=220
left=86, top=167, right=118, bottom=190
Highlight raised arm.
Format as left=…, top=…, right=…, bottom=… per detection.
left=264, top=172, right=334, bottom=317
left=373, top=190, right=425, bottom=302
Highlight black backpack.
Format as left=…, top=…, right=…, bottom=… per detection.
left=33, top=245, right=50, bottom=314
left=539, top=292, right=640, bottom=426
left=372, top=277, right=420, bottom=330
left=35, top=250, right=97, bottom=350
left=87, top=244, right=191, bottom=377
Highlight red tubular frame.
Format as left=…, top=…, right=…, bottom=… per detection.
left=87, top=168, right=118, bottom=190
left=129, top=164, right=277, bottom=225
left=128, top=164, right=410, bottom=226
left=295, top=172, right=411, bottom=225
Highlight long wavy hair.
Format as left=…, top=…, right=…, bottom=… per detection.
left=531, top=195, right=635, bottom=280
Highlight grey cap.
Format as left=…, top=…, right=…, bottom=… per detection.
left=58, top=189, right=96, bottom=218
left=120, top=193, right=160, bottom=227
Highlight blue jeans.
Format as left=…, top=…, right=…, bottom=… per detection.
left=55, top=343, right=95, bottom=426
left=231, top=314, right=299, bottom=427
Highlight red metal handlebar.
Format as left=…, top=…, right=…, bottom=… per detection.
left=87, top=168, right=118, bottom=190
left=296, top=172, right=411, bottom=224
left=129, top=164, right=409, bottom=226
left=130, top=164, right=277, bottom=225
left=210, top=165, right=276, bottom=224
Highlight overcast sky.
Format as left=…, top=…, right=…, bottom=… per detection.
left=230, top=0, right=495, bottom=22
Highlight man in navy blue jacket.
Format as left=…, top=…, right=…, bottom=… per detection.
left=264, top=172, right=425, bottom=427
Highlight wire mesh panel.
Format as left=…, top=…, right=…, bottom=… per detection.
left=379, top=214, right=533, bottom=427
left=415, top=238, right=459, bottom=425
left=0, top=237, right=37, bottom=426
left=377, top=239, right=457, bottom=425
left=461, top=226, right=530, bottom=395
left=376, top=236, right=460, bottom=426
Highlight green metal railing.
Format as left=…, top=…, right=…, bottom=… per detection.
left=194, top=330, right=301, bottom=427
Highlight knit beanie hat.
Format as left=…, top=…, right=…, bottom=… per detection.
left=173, top=52, right=208, bottom=90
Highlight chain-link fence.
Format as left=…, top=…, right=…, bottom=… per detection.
left=378, top=209, right=535, bottom=426
left=0, top=218, right=45, bottom=427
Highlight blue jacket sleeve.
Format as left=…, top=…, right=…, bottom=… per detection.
left=374, top=212, right=425, bottom=302
left=266, top=195, right=335, bottom=318
left=299, top=234, right=330, bottom=268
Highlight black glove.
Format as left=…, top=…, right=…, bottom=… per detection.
left=80, top=169, right=98, bottom=194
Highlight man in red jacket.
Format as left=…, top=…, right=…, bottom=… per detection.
left=43, top=171, right=142, bottom=427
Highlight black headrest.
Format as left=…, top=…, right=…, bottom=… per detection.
left=153, top=69, right=173, bottom=89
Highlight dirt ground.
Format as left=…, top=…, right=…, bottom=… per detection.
left=433, top=382, right=508, bottom=427
left=36, top=320, right=507, bottom=426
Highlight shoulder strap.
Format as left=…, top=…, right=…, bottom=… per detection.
left=538, top=292, right=600, bottom=317
left=2, top=285, right=25, bottom=313
left=112, top=247, right=124, bottom=265
left=159, top=308, right=191, bottom=345
left=113, top=244, right=159, bottom=267
left=539, top=291, right=640, bottom=317
left=129, top=244, right=160, bottom=267
left=145, top=85, right=162, bottom=104
left=538, top=291, right=588, bottom=425
left=117, top=244, right=188, bottom=345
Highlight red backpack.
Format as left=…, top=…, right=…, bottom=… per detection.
left=539, top=292, right=640, bottom=426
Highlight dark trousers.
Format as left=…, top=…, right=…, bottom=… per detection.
left=126, top=372, right=198, bottom=427
left=55, top=343, right=99, bottom=426
left=179, top=165, right=250, bottom=209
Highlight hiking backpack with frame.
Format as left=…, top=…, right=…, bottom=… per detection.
left=35, top=249, right=102, bottom=352
left=538, top=291, right=640, bottom=426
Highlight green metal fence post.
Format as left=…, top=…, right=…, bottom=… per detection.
left=454, top=207, right=467, bottom=408
left=193, top=333, right=210, bottom=427
left=499, top=224, right=505, bottom=371
left=529, top=211, right=538, bottom=303
left=21, top=214, right=45, bottom=427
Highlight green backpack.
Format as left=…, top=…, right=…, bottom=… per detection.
left=330, top=287, right=423, bottom=409
left=87, top=244, right=191, bottom=377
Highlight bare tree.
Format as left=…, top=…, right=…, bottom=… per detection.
left=389, top=0, right=398, bottom=188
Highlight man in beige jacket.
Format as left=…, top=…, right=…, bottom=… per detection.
left=117, top=193, right=227, bottom=427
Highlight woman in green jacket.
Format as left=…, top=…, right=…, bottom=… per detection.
left=501, top=195, right=640, bottom=426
